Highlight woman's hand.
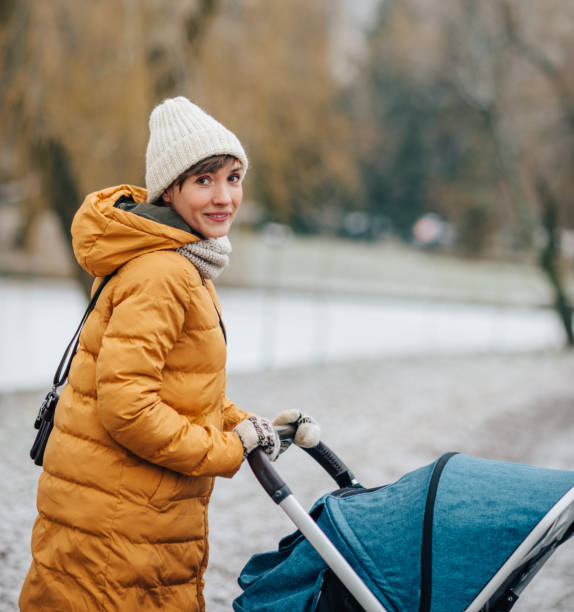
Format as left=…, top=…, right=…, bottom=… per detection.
left=233, top=416, right=280, bottom=461
left=273, top=410, right=321, bottom=454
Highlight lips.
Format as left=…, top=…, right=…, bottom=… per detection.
left=205, top=213, right=231, bottom=223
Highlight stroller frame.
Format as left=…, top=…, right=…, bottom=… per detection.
left=468, top=486, right=574, bottom=611
left=248, top=429, right=386, bottom=612
left=247, top=428, right=574, bottom=612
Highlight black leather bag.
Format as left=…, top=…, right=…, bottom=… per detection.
left=30, top=274, right=114, bottom=466
left=30, top=389, right=59, bottom=466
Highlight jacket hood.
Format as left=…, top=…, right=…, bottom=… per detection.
left=72, top=185, right=199, bottom=277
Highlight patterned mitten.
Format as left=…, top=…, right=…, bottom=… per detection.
left=273, top=410, right=321, bottom=450
left=233, top=416, right=280, bottom=461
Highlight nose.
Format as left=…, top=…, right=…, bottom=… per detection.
left=212, top=181, right=232, bottom=205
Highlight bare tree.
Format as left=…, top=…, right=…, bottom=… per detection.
left=185, top=0, right=360, bottom=232
left=440, top=0, right=538, bottom=248
left=0, top=0, right=222, bottom=293
left=499, top=0, right=574, bottom=345
left=536, top=177, right=574, bottom=345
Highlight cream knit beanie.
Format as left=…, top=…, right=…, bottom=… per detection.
left=145, top=97, right=248, bottom=203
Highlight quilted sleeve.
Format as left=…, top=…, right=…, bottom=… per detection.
left=95, top=253, right=244, bottom=477
left=221, top=396, right=252, bottom=432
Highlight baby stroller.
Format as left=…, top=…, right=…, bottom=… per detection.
left=234, top=428, right=574, bottom=612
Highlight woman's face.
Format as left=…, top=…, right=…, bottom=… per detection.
left=162, top=159, right=244, bottom=238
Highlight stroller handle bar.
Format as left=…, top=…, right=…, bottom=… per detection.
left=248, top=425, right=360, bottom=503
left=247, top=427, right=388, bottom=612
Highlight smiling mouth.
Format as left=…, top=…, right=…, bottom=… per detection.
left=205, top=213, right=231, bottom=222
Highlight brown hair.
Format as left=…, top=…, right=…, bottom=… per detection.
left=175, top=154, right=241, bottom=190
left=154, top=154, right=241, bottom=205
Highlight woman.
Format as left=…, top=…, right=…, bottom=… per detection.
left=20, top=97, right=319, bottom=611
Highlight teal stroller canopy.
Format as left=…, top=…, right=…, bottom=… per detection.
left=235, top=453, right=574, bottom=611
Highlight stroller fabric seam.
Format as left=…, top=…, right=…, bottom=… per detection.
left=419, top=452, right=459, bottom=612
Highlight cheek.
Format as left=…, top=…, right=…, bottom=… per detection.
left=174, top=200, right=190, bottom=221
left=175, top=187, right=204, bottom=216
left=234, top=187, right=244, bottom=207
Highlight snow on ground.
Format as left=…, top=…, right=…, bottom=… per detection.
left=2, top=350, right=574, bottom=610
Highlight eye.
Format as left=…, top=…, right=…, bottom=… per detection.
left=229, top=173, right=242, bottom=184
left=195, top=175, right=211, bottom=185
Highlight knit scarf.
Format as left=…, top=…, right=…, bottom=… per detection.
left=176, top=236, right=232, bottom=280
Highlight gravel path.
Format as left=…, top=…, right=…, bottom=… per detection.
left=2, top=350, right=574, bottom=610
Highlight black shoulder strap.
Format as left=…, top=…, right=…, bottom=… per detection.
left=419, top=451, right=459, bottom=612
left=201, top=278, right=227, bottom=345
left=52, top=274, right=115, bottom=388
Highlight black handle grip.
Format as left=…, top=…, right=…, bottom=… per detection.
left=303, top=443, right=359, bottom=489
left=276, top=424, right=297, bottom=442
left=247, top=430, right=361, bottom=504
left=247, top=448, right=292, bottom=503
left=275, top=425, right=358, bottom=488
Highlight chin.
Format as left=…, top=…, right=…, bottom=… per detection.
left=204, top=228, right=230, bottom=239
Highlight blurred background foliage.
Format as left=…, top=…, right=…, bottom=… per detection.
left=1, top=0, right=574, bottom=339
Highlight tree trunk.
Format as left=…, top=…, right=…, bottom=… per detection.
left=536, top=177, right=574, bottom=347
left=32, top=139, right=93, bottom=296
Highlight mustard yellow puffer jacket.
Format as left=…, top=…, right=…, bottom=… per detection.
left=20, top=185, right=248, bottom=611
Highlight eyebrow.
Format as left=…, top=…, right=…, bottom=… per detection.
left=229, top=165, right=243, bottom=174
